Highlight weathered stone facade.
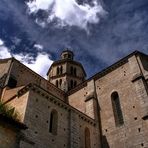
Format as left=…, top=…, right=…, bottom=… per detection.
left=0, top=50, right=148, bottom=148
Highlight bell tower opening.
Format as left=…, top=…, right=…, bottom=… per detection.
left=61, top=50, right=74, bottom=60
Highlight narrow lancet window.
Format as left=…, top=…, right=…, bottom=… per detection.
left=111, top=92, right=124, bottom=126
left=85, top=127, right=91, bottom=148
left=60, top=66, right=63, bottom=74
left=74, top=81, right=77, bottom=87
left=59, top=79, right=62, bottom=87
left=70, top=66, right=73, bottom=75
left=57, top=67, right=59, bottom=75
left=56, top=80, right=58, bottom=88
left=49, top=109, right=58, bottom=135
left=74, top=68, right=77, bottom=76
left=70, top=80, right=73, bottom=89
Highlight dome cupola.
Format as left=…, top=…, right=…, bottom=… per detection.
left=61, top=49, right=74, bottom=60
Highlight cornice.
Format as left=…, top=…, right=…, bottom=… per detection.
left=9, top=58, right=66, bottom=96
left=47, top=59, right=86, bottom=77
left=67, top=50, right=148, bottom=95
left=31, top=84, right=96, bottom=125
left=49, top=72, right=84, bottom=80
left=90, top=50, right=147, bottom=81
left=67, top=81, right=87, bottom=95
left=5, top=83, right=96, bottom=126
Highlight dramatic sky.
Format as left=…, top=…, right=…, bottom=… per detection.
left=0, top=0, right=148, bottom=78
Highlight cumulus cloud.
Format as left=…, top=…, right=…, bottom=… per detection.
left=26, top=0, right=106, bottom=29
left=0, top=47, right=11, bottom=59
left=14, top=53, right=53, bottom=78
left=0, top=39, right=53, bottom=77
left=0, top=39, right=12, bottom=58
left=0, top=39, right=4, bottom=46
left=34, top=44, right=44, bottom=51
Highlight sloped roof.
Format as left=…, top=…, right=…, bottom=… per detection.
left=67, top=50, right=148, bottom=95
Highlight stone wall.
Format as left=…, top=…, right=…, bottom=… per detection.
left=4, top=59, right=65, bottom=101
left=0, top=123, right=18, bottom=148
left=7, top=91, right=30, bottom=122
left=0, top=59, right=11, bottom=78
left=95, top=55, right=148, bottom=148
left=16, top=86, right=99, bottom=148
left=68, top=85, right=88, bottom=115
left=68, top=80, right=97, bottom=119
left=0, top=117, right=24, bottom=148
left=22, top=89, right=69, bottom=148
left=69, top=110, right=100, bottom=148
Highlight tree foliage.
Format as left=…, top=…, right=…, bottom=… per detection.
left=0, top=101, right=20, bottom=121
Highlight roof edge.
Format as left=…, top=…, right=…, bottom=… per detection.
left=47, top=59, right=87, bottom=77
left=67, top=50, right=148, bottom=95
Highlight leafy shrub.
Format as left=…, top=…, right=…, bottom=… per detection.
left=0, top=101, right=20, bottom=121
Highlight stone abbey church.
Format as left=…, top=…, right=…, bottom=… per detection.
left=0, top=50, right=148, bottom=148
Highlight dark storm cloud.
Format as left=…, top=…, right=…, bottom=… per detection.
left=0, top=0, right=148, bottom=77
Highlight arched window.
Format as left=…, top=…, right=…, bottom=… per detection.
left=59, top=79, right=62, bottom=87
left=57, top=67, right=59, bottom=75
left=111, top=92, right=124, bottom=126
left=49, top=109, right=58, bottom=135
left=8, top=76, right=17, bottom=88
left=74, top=81, right=77, bottom=87
left=85, top=127, right=91, bottom=148
left=74, top=68, right=77, bottom=76
left=70, top=80, right=73, bottom=89
left=70, top=66, right=73, bottom=75
left=56, top=80, right=58, bottom=88
left=60, top=66, right=63, bottom=74
left=68, top=54, right=71, bottom=59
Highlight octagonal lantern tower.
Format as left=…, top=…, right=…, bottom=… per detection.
left=47, top=49, right=86, bottom=92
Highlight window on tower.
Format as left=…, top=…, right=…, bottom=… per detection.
left=68, top=54, right=71, bottom=59
left=74, top=81, right=77, bottom=87
left=56, top=80, right=58, bottom=88
left=63, top=54, right=67, bottom=59
left=59, top=79, right=62, bottom=87
left=57, top=67, right=59, bottom=75
left=74, top=68, right=77, bottom=76
left=70, top=66, right=73, bottom=75
left=60, top=66, right=63, bottom=74
left=70, top=80, right=73, bottom=89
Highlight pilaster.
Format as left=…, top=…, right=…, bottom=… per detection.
left=129, top=55, right=148, bottom=119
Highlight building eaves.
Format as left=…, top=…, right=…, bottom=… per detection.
left=9, top=57, right=65, bottom=95
left=30, top=83, right=96, bottom=125
left=90, top=50, right=147, bottom=81
left=47, top=59, right=87, bottom=77
left=0, top=57, right=13, bottom=63
left=67, top=50, right=147, bottom=95
left=5, top=83, right=96, bottom=125
left=60, top=49, right=74, bottom=56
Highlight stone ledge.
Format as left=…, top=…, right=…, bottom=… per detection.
left=131, top=73, right=144, bottom=82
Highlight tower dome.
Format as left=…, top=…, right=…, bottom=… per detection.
left=61, top=50, right=74, bottom=60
